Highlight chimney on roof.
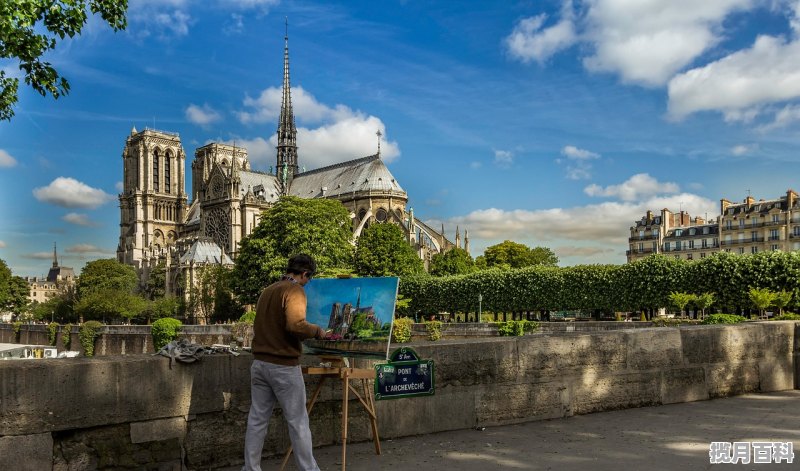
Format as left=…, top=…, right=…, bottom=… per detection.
left=745, top=195, right=755, bottom=207
left=788, top=189, right=797, bottom=208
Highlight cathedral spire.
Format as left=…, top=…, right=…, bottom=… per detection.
left=52, top=242, right=59, bottom=268
left=276, top=17, right=299, bottom=194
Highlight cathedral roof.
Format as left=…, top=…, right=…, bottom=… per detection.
left=239, top=171, right=281, bottom=202
left=179, top=238, right=233, bottom=265
left=289, top=154, right=405, bottom=199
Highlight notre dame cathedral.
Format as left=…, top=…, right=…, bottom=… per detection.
left=117, top=32, right=466, bottom=296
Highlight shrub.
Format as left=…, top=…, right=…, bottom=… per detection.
left=79, top=321, right=104, bottom=357
left=62, top=323, right=73, bottom=350
left=651, top=318, right=698, bottom=327
left=497, top=320, right=539, bottom=336
left=425, top=320, right=442, bottom=341
left=152, top=317, right=183, bottom=351
left=392, top=317, right=414, bottom=343
left=239, top=310, right=256, bottom=324
left=640, top=312, right=647, bottom=322
left=47, top=322, right=59, bottom=346
left=702, top=314, right=747, bottom=325
left=12, top=321, right=22, bottom=341
left=773, top=313, right=800, bottom=321
left=615, top=312, right=622, bottom=322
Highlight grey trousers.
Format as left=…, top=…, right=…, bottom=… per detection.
left=243, top=360, right=320, bottom=471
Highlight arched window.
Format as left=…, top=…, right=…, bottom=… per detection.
left=376, top=208, right=387, bottom=222
left=358, top=208, right=367, bottom=221
left=165, top=151, right=171, bottom=193
left=153, top=149, right=160, bottom=192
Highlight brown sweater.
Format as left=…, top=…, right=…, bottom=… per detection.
left=252, top=279, right=324, bottom=366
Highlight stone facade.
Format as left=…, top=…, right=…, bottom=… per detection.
left=627, top=189, right=800, bottom=262
left=24, top=243, right=75, bottom=306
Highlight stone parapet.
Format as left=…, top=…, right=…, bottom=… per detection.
left=0, top=321, right=796, bottom=469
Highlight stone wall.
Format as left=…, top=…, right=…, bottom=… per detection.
left=0, top=322, right=796, bottom=470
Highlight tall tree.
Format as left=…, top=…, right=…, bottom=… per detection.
left=143, top=261, right=166, bottom=300
left=6, top=276, right=30, bottom=313
left=0, top=258, right=12, bottom=309
left=231, top=196, right=354, bottom=303
left=354, top=223, right=424, bottom=277
left=429, top=247, right=476, bottom=276
left=0, top=0, right=129, bottom=120
left=77, top=258, right=137, bottom=298
left=483, top=240, right=558, bottom=269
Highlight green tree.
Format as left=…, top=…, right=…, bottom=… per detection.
left=694, top=292, right=715, bottom=319
left=429, top=247, right=475, bottom=276
left=77, top=258, right=137, bottom=298
left=0, top=258, right=11, bottom=308
left=0, top=0, right=129, bottom=121
left=354, top=223, right=424, bottom=277
left=483, top=241, right=558, bottom=269
left=668, top=292, right=695, bottom=318
left=73, top=289, right=146, bottom=323
left=143, top=261, right=166, bottom=300
left=749, top=287, right=776, bottom=319
left=773, top=290, right=792, bottom=316
left=6, top=276, right=30, bottom=313
left=142, top=296, right=180, bottom=324
left=231, top=196, right=354, bottom=303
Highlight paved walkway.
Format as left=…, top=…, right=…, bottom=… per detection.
left=253, top=390, right=800, bottom=471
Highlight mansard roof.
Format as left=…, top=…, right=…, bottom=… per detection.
left=179, top=238, right=233, bottom=265
left=289, top=154, right=405, bottom=199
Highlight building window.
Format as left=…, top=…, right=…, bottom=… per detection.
left=687, top=253, right=693, bottom=260
left=751, top=231, right=758, bottom=242
left=770, top=229, right=779, bottom=240
left=726, top=220, right=732, bottom=230
left=773, top=214, right=780, bottom=223
left=688, top=240, right=694, bottom=249
left=772, top=245, right=779, bottom=251
left=689, top=228, right=696, bottom=236
left=165, top=155, right=171, bottom=193
left=376, top=208, right=388, bottom=222
left=794, top=226, right=800, bottom=237
left=665, top=242, right=670, bottom=251
left=751, top=246, right=758, bottom=254
left=652, top=229, right=659, bottom=237
left=638, top=243, right=644, bottom=252
left=675, top=229, right=683, bottom=236
left=751, top=217, right=758, bottom=227
left=701, top=239, right=708, bottom=248
left=153, top=149, right=160, bottom=192
left=675, top=241, right=682, bottom=250
left=739, top=248, right=745, bottom=254
left=700, top=252, right=706, bottom=259
left=703, top=227, right=709, bottom=234
left=639, top=230, right=645, bottom=239
left=739, top=219, right=745, bottom=228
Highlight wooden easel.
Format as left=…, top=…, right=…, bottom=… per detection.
left=280, top=356, right=381, bottom=470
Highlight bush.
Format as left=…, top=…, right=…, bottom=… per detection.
left=47, top=322, right=59, bottom=346
left=702, top=314, right=747, bottom=325
left=12, top=321, right=22, bottom=341
left=426, top=320, right=442, bottom=341
left=152, top=317, right=183, bottom=351
left=640, top=312, right=647, bottom=321
left=651, top=318, right=698, bottom=327
left=239, top=310, right=257, bottom=324
left=392, top=317, right=414, bottom=343
left=79, top=321, right=104, bottom=357
left=773, top=313, right=800, bottom=321
left=62, top=323, right=73, bottom=350
left=497, top=320, right=539, bottom=336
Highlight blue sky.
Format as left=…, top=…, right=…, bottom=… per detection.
left=3, top=0, right=800, bottom=276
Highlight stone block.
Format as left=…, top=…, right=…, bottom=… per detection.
left=130, top=417, right=186, bottom=444
left=681, top=325, right=767, bottom=365
left=660, top=367, right=708, bottom=404
left=0, top=433, right=52, bottom=471
left=376, top=387, right=477, bottom=438
left=517, top=331, right=627, bottom=380
left=571, top=371, right=661, bottom=415
left=626, top=328, right=683, bottom=370
left=429, top=339, right=521, bottom=387
left=475, top=381, right=570, bottom=425
left=705, top=362, right=760, bottom=398
left=758, top=356, right=794, bottom=392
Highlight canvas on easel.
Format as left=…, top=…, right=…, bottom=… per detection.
left=302, top=277, right=399, bottom=360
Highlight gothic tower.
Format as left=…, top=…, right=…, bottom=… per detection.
left=275, top=23, right=299, bottom=194
left=117, top=128, right=187, bottom=268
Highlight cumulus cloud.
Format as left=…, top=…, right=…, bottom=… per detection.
left=584, top=173, right=680, bottom=201
left=62, top=213, right=100, bottom=227
left=506, top=2, right=577, bottom=63
left=128, top=0, right=191, bottom=39
left=507, top=0, right=753, bottom=87
left=758, top=104, right=800, bottom=131
left=186, top=103, right=222, bottom=127
left=668, top=34, right=800, bottom=120
left=0, top=149, right=17, bottom=168
left=23, top=252, right=55, bottom=260
left=731, top=144, right=758, bottom=156
left=33, top=177, right=115, bottom=209
left=558, top=144, right=600, bottom=179
left=494, top=150, right=514, bottom=168
left=237, top=86, right=400, bottom=169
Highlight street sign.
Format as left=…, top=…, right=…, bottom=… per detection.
left=374, top=347, right=434, bottom=400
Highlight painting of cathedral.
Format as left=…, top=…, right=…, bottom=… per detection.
left=116, top=31, right=467, bottom=300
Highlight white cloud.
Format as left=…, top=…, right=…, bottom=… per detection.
left=494, top=150, right=514, bottom=168
left=584, top=173, right=680, bottom=201
left=33, top=177, right=115, bottom=209
left=731, top=144, right=758, bottom=156
left=668, top=35, right=800, bottom=120
left=758, top=104, right=800, bottom=131
left=470, top=161, right=482, bottom=169
left=237, top=86, right=400, bottom=170
left=438, top=190, right=716, bottom=264
left=62, top=213, right=99, bottom=227
left=506, top=3, right=577, bottom=64
left=128, top=0, right=191, bottom=39
left=218, top=0, right=280, bottom=8
left=115, top=181, right=124, bottom=192
left=561, top=145, right=599, bottom=160
left=0, top=149, right=17, bottom=168
left=24, top=252, right=54, bottom=260
left=186, top=103, right=222, bottom=127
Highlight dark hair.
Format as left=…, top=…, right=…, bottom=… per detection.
left=286, top=254, right=317, bottom=276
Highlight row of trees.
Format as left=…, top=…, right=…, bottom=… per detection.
left=398, top=250, right=800, bottom=317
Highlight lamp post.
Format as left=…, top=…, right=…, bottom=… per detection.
left=478, top=293, right=482, bottom=323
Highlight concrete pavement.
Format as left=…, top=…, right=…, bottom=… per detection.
left=251, top=390, right=800, bottom=471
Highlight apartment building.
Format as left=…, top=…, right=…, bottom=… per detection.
left=627, top=189, right=800, bottom=262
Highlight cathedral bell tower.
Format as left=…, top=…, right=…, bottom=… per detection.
left=275, top=19, right=299, bottom=194
left=117, top=128, right=187, bottom=269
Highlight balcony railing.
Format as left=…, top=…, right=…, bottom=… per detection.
left=721, top=237, right=765, bottom=246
